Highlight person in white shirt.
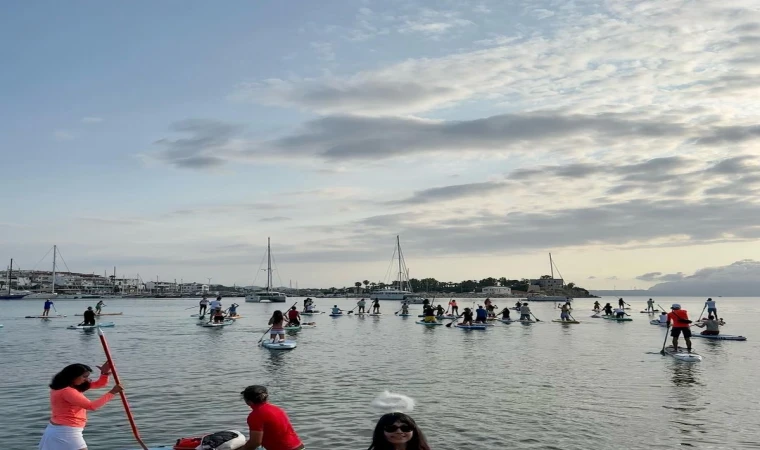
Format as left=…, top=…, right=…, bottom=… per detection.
left=614, top=308, right=628, bottom=319
left=705, top=298, right=717, bottom=317
left=209, top=297, right=222, bottom=321
left=658, top=311, right=668, bottom=324
left=199, top=296, right=209, bottom=316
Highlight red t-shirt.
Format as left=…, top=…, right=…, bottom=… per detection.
left=247, top=402, right=302, bottom=450
left=287, top=310, right=299, bottom=320
left=667, top=310, right=690, bottom=328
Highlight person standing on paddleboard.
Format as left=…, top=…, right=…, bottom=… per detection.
left=705, top=298, right=718, bottom=318
left=618, top=298, right=626, bottom=309
left=240, top=385, right=304, bottom=450
left=287, top=306, right=301, bottom=326
left=449, top=299, right=458, bottom=315
left=519, top=302, right=532, bottom=321
left=667, top=304, right=693, bottom=352
left=268, top=311, right=286, bottom=343
left=401, top=301, right=409, bottom=315
left=484, top=298, right=494, bottom=317
left=38, top=363, right=122, bottom=450
left=357, top=298, right=367, bottom=314
left=199, top=296, right=209, bottom=317
left=369, top=412, right=431, bottom=450
left=82, top=307, right=96, bottom=326
left=646, top=298, right=655, bottom=312
left=560, top=303, right=572, bottom=321
left=695, top=315, right=721, bottom=336
left=209, top=297, right=222, bottom=321
left=371, top=298, right=381, bottom=314
left=43, top=299, right=54, bottom=317
left=95, top=300, right=106, bottom=315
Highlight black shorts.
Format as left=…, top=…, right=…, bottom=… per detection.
left=671, top=327, right=692, bottom=338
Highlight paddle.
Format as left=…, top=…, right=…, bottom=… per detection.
left=568, top=312, right=578, bottom=322
left=697, top=304, right=707, bottom=321
left=347, top=305, right=359, bottom=315
left=184, top=305, right=196, bottom=310
left=445, top=314, right=463, bottom=328
left=394, top=305, right=404, bottom=315
left=98, top=329, right=148, bottom=450
left=657, top=304, right=667, bottom=312
left=660, top=324, right=671, bottom=355
left=530, top=312, right=541, bottom=322
left=257, top=326, right=273, bottom=345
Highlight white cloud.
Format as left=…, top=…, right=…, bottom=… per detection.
left=310, top=42, right=335, bottom=61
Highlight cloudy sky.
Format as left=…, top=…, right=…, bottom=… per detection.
left=2, top=0, right=760, bottom=289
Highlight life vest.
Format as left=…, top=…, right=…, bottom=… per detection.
left=174, top=430, right=246, bottom=450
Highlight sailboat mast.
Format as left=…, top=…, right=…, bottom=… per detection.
left=113, top=266, right=117, bottom=294
left=397, top=235, right=402, bottom=291
left=7, top=258, right=12, bottom=295
left=52, top=245, right=57, bottom=294
left=267, top=237, right=272, bottom=293
left=549, top=253, right=554, bottom=278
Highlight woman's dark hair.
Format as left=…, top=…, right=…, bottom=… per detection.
left=271, top=310, right=284, bottom=323
left=241, top=385, right=269, bottom=404
left=368, top=412, right=430, bottom=450
left=49, top=364, right=92, bottom=390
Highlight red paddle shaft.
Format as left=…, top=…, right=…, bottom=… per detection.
left=98, top=329, right=149, bottom=450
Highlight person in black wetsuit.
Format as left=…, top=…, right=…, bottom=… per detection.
left=603, top=303, right=614, bottom=316
left=82, top=307, right=96, bottom=326
left=500, top=307, right=511, bottom=320
left=371, top=298, right=381, bottom=314
left=422, top=298, right=430, bottom=308
left=435, top=304, right=445, bottom=317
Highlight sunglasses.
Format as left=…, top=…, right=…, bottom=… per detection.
left=384, top=424, right=413, bottom=433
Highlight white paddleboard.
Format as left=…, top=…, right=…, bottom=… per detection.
left=67, top=322, right=115, bottom=330
left=262, top=340, right=297, bottom=350
left=663, top=346, right=703, bottom=362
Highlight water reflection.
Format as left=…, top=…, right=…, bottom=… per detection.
left=664, top=362, right=706, bottom=443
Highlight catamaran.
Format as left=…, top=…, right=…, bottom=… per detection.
left=369, top=236, right=424, bottom=303
left=245, top=237, right=287, bottom=303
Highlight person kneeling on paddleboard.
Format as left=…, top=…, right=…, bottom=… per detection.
left=422, top=305, right=436, bottom=323
left=82, top=307, right=96, bottom=326
left=520, top=303, right=532, bottom=321
left=401, top=301, right=410, bottom=315
left=500, top=307, right=511, bottom=320
left=213, top=307, right=226, bottom=323
left=614, top=307, right=628, bottom=319
left=475, top=305, right=488, bottom=323
left=287, top=306, right=301, bottom=326
left=667, top=304, right=693, bottom=352
left=39, top=362, right=122, bottom=450
left=461, top=308, right=474, bottom=326
left=602, top=303, right=613, bottom=316
left=369, top=412, right=431, bottom=450
left=435, top=304, right=445, bottom=317
left=593, top=300, right=601, bottom=312
left=331, top=305, right=342, bottom=315
left=268, top=311, right=286, bottom=343
left=695, top=315, right=721, bottom=336
left=240, top=385, right=304, bottom=450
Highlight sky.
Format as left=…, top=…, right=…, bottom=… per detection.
left=2, top=0, right=760, bottom=290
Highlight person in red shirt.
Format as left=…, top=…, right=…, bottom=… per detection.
left=240, top=385, right=303, bottom=450
left=667, top=303, right=693, bottom=352
left=286, top=306, right=301, bottom=326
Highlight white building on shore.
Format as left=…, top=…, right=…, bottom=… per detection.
left=482, top=286, right=512, bottom=295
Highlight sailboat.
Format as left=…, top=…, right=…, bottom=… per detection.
left=526, top=253, right=572, bottom=302
left=245, top=238, right=287, bottom=303
left=369, top=236, right=424, bottom=303
left=1, top=258, right=28, bottom=299
left=24, top=245, right=60, bottom=299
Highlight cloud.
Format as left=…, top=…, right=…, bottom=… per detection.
left=259, top=216, right=292, bottom=223
left=81, top=117, right=104, bottom=124
left=145, top=119, right=247, bottom=169
left=645, top=260, right=760, bottom=296
left=387, top=181, right=509, bottom=205
left=310, top=42, right=335, bottom=61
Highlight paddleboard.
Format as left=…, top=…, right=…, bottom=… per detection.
left=590, top=314, right=601, bottom=318
left=301, top=311, right=320, bottom=315
left=693, top=334, right=747, bottom=341
left=398, top=313, right=412, bottom=317
left=200, top=320, right=234, bottom=328
left=640, top=310, right=657, bottom=314
left=650, top=320, right=668, bottom=326
left=498, top=319, right=514, bottom=323
left=552, top=319, right=580, bottom=324
left=25, top=315, right=66, bottom=318
left=416, top=321, right=443, bottom=326
left=518, top=320, right=536, bottom=324
left=329, top=313, right=343, bottom=317
left=455, top=324, right=487, bottom=330
left=368, top=313, right=382, bottom=317
left=663, top=346, right=703, bottom=362
left=262, top=340, right=297, bottom=350
left=67, top=322, right=115, bottom=330
left=603, top=316, right=632, bottom=322
left=74, top=312, right=123, bottom=316
left=284, top=325, right=302, bottom=331
left=227, top=315, right=243, bottom=320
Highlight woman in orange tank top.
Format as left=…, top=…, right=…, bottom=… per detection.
left=38, top=362, right=122, bottom=450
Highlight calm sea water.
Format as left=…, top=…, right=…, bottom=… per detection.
left=1, top=296, right=757, bottom=450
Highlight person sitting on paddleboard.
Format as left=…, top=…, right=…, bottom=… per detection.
left=500, top=307, right=511, bottom=320
left=646, top=298, right=655, bottom=312
left=43, top=299, right=54, bottom=317
left=240, top=385, right=304, bottom=450
left=695, top=314, right=721, bottom=336
left=213, top=307, right=225, bottom=323
left=667, top=304, right=693, bottom=353
left=449, top=299, right=458, bottom=315
left=519, top=303, right=531, bottom=321
left=268, top=310, right=286, bottom=343
left=602, top=303, right=613, bottom=316
left=357, top=298, right=367, bottom=313
left=593, top=300, right=601, bottom=312
left=331, top=305, right=342, bottom=315
left=199, top=296, right=209, bottom=316
left=38, top=362, right=122, bottom=450
left=422, top=304, right=437, bottom=323
left=475, top=305, right=488, bottom=323
left=461, top=308, right=474, bottom=326
left=658, top=311, right=668, bottom=324
left=371, top=298, right=381, bottom=314
left=560, top=303, right=572, bottom=321
left=95, top=300, right=106, bottom=315
left=228, top=303, right=239, bottom=317
left=82, top=307, right=96, bottom=326
left=287, top=306, right=301, bottom=326
left=369, top=412, right=431, bottom=450
left=705, top=298, right=718, bottom=318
